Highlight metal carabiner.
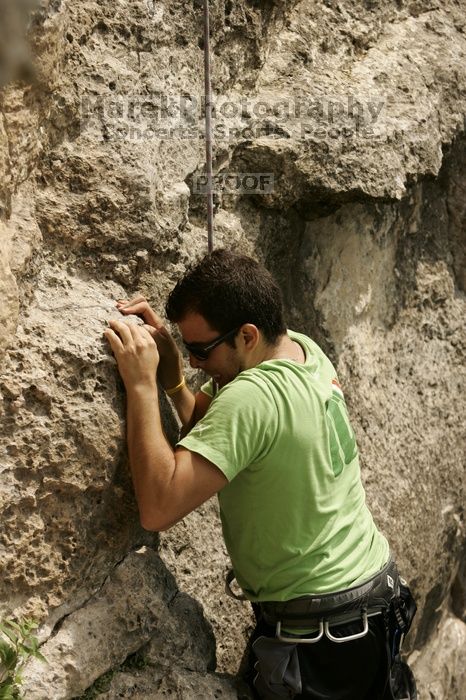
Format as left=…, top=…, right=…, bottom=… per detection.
left=276, top=620, right=324, bottom=644
left=324, top=611, right=370, bottom=643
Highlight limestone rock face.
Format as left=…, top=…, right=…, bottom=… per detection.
left=98, top=667, right=239, bottom=700
left=410, top=613, right=466, bottom=700
left=0, top=0, right=38, bottom=88
left=0, top=1, right=465, bottom=698
left=21, top=548, right=219, bottom=699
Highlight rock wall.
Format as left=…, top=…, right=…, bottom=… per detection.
left=0, top=1, right=465, bottom=698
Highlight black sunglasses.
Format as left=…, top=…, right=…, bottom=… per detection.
left=183, top=326, right=241, bottom=361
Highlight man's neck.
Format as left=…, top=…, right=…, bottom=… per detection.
left=251, top=335, right=305, bottom=367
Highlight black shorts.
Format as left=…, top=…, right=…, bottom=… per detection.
left=242, top=604, right=390, bottom=700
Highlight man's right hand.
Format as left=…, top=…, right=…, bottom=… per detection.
left=116, top=295, right=183, bottom=391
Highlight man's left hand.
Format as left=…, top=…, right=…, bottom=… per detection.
left=104, top=320, right=159, bottom=391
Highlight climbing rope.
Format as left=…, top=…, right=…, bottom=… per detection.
left=203, top=0, right=214, bottom=253
left=203, top=0, right=218, bottom=396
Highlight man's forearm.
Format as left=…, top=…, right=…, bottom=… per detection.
left=126, top=382, right=175, bottom=529
left=167, top=384, right=196, bottom=428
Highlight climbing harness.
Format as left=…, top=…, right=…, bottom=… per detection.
left=257, top=557, right=402, bottom=642
left=228, top=558, right=418, bottom=699
left=386, top=577, right=418, bottom=700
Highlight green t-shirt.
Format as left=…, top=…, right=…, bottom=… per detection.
left=177, top=330, right=389, bottom=602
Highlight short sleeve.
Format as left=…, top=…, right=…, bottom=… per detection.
left=200, top=378, right=214, bottom=397
left=177, top=375, right=277, bottom=482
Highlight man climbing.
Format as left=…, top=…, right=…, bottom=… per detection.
left=104, top=248, right=416, bottom=700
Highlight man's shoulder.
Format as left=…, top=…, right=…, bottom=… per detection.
left=287, top=328, right=337, bottom=377
left=220, top=368, right=275, bottom=400
left=287, top=328, right=326, bottom=357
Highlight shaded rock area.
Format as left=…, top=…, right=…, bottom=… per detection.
left=98, top=664, right=238, bottom=700
left=0, top=0, right=465, bottom=698
left=410, top=612, right=466, bottom=700
left=21, top=548, right=226, bottom=699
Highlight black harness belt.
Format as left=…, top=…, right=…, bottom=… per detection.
left=245, top=558, right=417, bottom=698
left=258, top=557, right=400, bottom=644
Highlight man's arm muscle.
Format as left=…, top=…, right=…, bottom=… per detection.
left=104, top=320, right=223, bottom=532
left=179, top=389, right=213, bottom=438
left=126, top=384, right=225, bottom=532
left=153, top=448, right=227, bottom=531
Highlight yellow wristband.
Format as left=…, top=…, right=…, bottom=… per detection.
left=165, top=376, right=186, bottom=397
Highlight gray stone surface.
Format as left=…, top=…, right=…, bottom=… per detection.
left=410, top=612, right=466, bottom=700
left=0, top=0, right=38, bottom=88
left=0, top=265, right=158, bottom=624
left=98, top=666, right=239, bottom=700
left=21, top=548, right=217, bottom=699
left=0, top=0, right=465, bottom=698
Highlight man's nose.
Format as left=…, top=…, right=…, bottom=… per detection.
left=189, top=354, right=203, bottom=369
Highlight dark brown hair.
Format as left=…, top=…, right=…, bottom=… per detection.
left=166, top=249, right=287, bottom=345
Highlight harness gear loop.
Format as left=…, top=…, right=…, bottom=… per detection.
left=225, top=568, right=247, bottom=601
left=276, top=620, right=324, bottom=645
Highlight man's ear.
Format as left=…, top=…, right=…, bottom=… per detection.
left=239, top=323, right=260, bottom=350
